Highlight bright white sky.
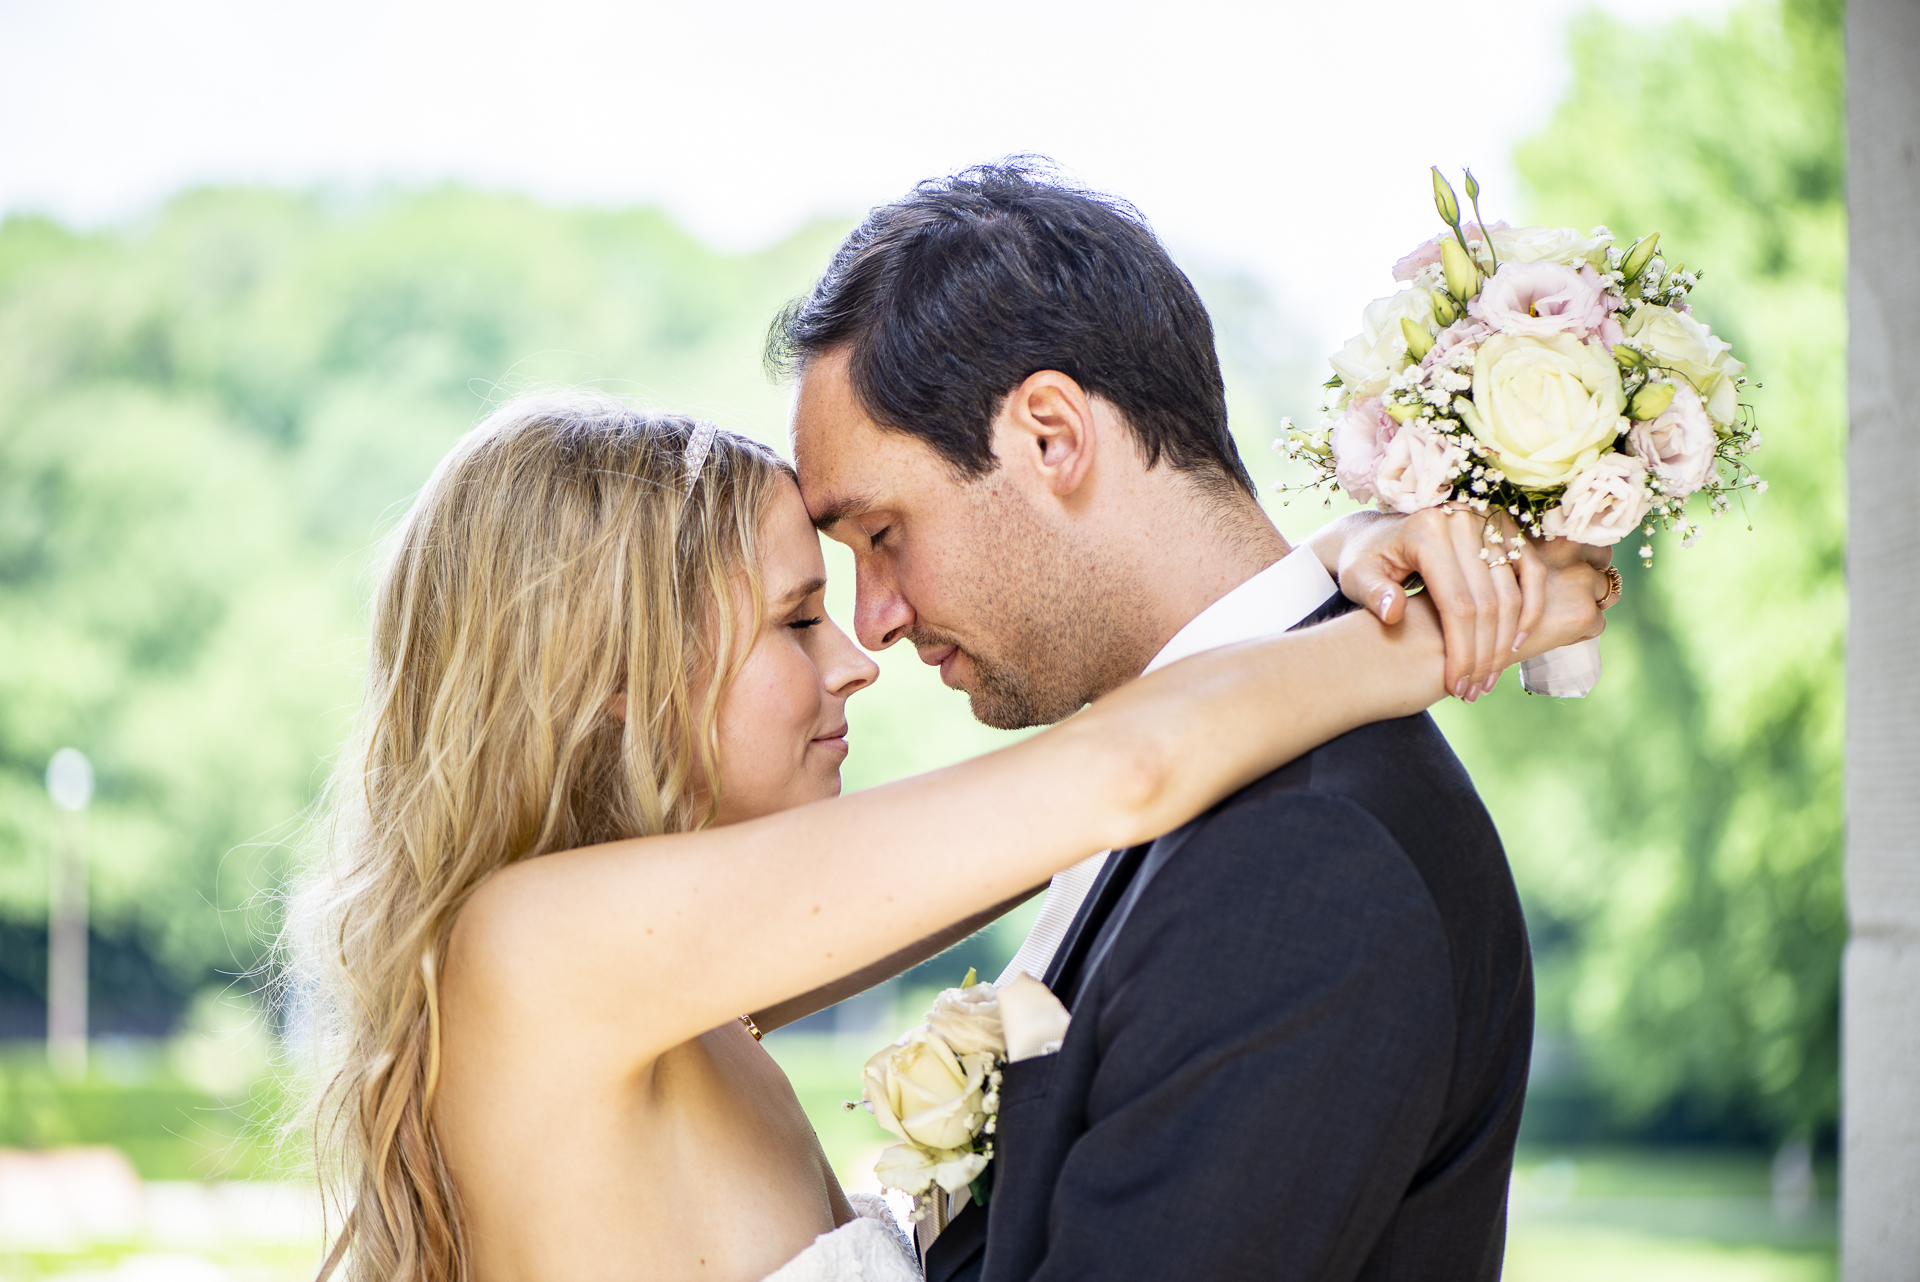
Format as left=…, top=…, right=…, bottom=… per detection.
left=1, top=0, right=1737, bottom=354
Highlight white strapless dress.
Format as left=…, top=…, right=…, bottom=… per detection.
left=762, top=1193, right=921, bottom=1282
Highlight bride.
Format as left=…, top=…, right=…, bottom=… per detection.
left=294, top=390, right=1603, bottom=1281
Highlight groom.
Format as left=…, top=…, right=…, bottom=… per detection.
left=774, top=162, right=1600, bottom=1281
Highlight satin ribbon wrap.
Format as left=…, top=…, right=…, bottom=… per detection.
left=1518, top=637, right=1602, bottom=697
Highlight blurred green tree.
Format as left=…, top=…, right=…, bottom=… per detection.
left=0, top=191, right=856, bottom=1018
left=1433, top=0, right=1845, bottom=1142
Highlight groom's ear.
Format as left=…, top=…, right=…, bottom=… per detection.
left=996, top=370, right=1099, bottom=499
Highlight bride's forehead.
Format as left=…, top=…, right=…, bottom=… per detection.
left=760, top=488, right=828, bottom=578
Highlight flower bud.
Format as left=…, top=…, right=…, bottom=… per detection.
left=1464, top=169, right=1481, bottom=202
left=1614, top=345, right=1647, bottom=372
left=1619, top=232, right=1661, bottom=281
left=1431, top=290, right=1459, bottom=326
left=1399, top=316, right=1435, bottom=362
left=1442, top=237, right=1481, bottom=301
left=1386, top=402, right=1419, bottom=423
left=1628, top=380, right=1676, bottom=421
left=1430, top=166, right=1460, bottom=227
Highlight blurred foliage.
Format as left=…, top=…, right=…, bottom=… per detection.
left=0, top=189, right=854, bottom=1008
left=0, top=1043, right=282, bottom=1180
left=1434, top=0, right=1845, bottom=1143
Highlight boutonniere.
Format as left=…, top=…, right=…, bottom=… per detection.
left=859, top=970, right=1071, bottom=1220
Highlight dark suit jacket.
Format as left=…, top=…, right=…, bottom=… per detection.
left=925, top=707, right=1532, bottom=1282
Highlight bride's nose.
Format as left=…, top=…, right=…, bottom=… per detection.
left=823, top=618, right=880, bottom=698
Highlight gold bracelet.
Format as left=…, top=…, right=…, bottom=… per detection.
left=739, top=1014, right=764, bottom=1041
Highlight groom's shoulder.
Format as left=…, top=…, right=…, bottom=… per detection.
left=1195, top=712, right=1514, bottom=935
left=1235, top=711, right=1490, bottom=835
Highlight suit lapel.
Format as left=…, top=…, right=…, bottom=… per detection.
left=1046, top=843, right=1150, bottom=1009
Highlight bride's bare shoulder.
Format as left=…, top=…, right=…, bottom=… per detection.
left=442, top=844, right=634, bottom=1028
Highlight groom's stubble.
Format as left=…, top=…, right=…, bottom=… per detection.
left=918, top=472, right=1150, bottom=731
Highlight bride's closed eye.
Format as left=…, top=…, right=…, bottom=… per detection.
left=788, top=615, right=824, bottom=631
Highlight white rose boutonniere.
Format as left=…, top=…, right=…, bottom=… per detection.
left=860, top=971, right=1071, bottom=1220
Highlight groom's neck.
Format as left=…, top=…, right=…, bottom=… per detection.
left=1112, top=483, right=1292, bottom=679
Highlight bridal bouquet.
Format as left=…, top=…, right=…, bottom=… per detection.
left=1281, top=168, right=1763, bottom=565
left=860, top=971, right=1070, bottom=1221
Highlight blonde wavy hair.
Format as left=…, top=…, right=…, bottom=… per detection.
left=292, top=391, right=793, bottom=1281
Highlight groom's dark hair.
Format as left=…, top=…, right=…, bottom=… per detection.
left=767, top=158, right=1254, bottom=499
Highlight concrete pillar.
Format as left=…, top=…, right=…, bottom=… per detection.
left=1846, top=3, right=1920, bottom=1276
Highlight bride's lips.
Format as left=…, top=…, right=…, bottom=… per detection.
left=811, top=725, right=849, bottom=756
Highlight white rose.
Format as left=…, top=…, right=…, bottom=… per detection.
left=1459, top=332, right=1626, bottom=490
left=926, top=983, right=1004, bottom=1058
left=1542, top=453, right=1652, bottom=546
left=1621, top=304, right=1746, bottom=426
left=1627, top=382, right=1717, bottom=497
left=863, top=1028, right=992, bottom=1152
left=1488, top=224, right=1609, bottom=269
left=1329, top=287, right=1437, bottom=401
left=875, top=1143, right=989, bottom=1196
left=1372, top=420, right=1468, bottom=514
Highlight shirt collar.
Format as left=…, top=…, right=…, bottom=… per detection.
left=1142, top=544, right=1338, bottom=677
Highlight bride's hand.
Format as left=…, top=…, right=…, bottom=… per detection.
left=1308, top=508, right=1606, bottom=701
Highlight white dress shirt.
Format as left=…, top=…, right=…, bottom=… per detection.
left=995, top=544, right=1338, bottom=987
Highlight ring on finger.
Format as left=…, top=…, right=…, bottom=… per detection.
left=1598, top=564, right=1624, bottom=605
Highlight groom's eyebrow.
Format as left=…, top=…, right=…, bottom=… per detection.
left=808, top=492, right=874, bottom=531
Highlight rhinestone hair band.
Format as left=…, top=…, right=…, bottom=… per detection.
left=681, top=419, right=720, bottom=498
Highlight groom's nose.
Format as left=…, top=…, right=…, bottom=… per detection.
left=853, top=558, right=915, bottom=651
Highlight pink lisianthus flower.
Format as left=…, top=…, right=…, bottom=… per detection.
left=1423, top=318, right=1491, bottom=367
left=1372, top=420, right=1469, bottom=514
left=1391, top=222, right=1510, bottom=282
left=1541, top=453, right=1652, bottom=545
left=1331, top=396, right=1399, bottom=504
left=1626, top=382, right=1717, bottom=497
left=1469, top=261, right=1610, bottom=339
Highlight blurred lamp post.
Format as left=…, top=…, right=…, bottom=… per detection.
left=46, top=747, right=93, bottom=1079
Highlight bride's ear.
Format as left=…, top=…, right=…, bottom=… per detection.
left=995, top=370, right=1099, bottom=499
left=607, top=691, right=628, bottom=723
